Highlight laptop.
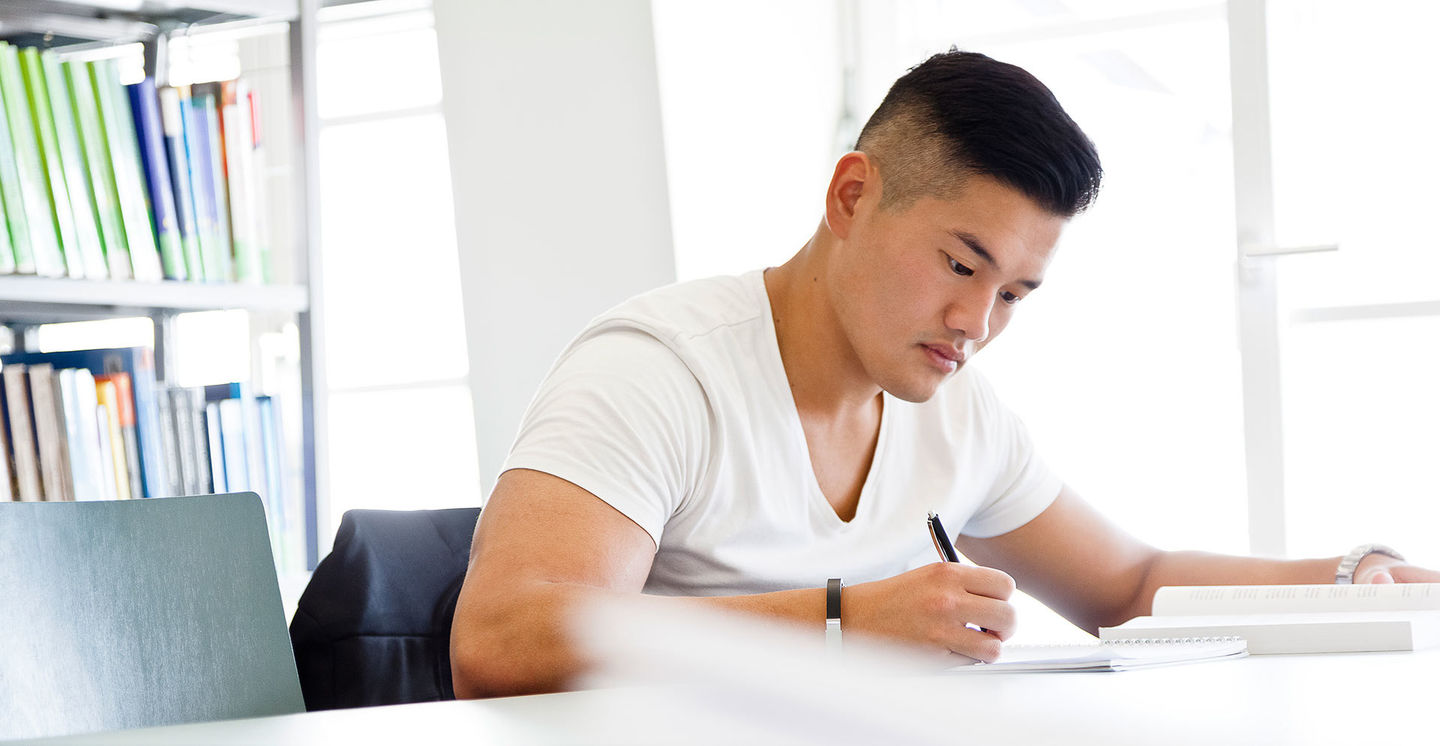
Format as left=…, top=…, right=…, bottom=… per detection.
left=0, top=493, right=304, bottom=740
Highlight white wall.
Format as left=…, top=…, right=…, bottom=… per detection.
left=433, top=0, right=677, bottom=493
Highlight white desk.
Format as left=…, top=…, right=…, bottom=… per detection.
left=11, top=649, right=1437, bottom=745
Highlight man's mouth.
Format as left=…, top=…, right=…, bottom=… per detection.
left=922, top=344, right=966, bottom=371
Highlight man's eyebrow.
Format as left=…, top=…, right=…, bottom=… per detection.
left=948, top=230, right=1043, bottom=290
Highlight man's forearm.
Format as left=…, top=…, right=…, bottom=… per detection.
left=1123, top=550, right=1341, bottom=623
left=452, top=563, right=1018, bottom=698
left=451, top=580, right=831, bottom=699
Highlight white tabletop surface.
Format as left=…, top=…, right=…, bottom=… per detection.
left=11, top=648, right=1437, bottom=745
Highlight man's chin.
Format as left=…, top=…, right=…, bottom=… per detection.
left=882, top=370, right=955, bottom=404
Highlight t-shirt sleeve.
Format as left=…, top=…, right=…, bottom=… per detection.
left=501, top=328, right=709, bottom=551
left=959, top=373, right=1063, bottom=539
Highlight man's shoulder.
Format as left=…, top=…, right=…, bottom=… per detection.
left=586, top=270, right=768, bottom=345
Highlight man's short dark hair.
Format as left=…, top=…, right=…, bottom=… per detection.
left=855, top=50, right=1103, bottom=217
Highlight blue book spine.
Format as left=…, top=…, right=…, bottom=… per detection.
left=204, top=401, right=226, bottom=493
left=257, top=395, right=289, bottom=569
left=0, top=347, right=164, bottom=498
left=126, top=78, right=185, bottom=281
left=158, top=86, right=201, bottom=281
left=182, top=96, right=219, bottom=282
left=205, top=381, right=265, bottom=498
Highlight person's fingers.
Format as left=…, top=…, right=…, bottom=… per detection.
left=945, top=625, right=1005, bottom=663
left=941, top=562, right=1016, bottom=601
left=957, top=597, right=1018, bottom=641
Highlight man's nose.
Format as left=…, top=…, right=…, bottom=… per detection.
left=944, top=292, right=992, bottom=343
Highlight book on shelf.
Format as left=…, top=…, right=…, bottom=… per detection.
left=0, top=367, right=13, bottom=500
left=0, top=353, right=296, bottom=560
left=0, top=40, right=275, bottom=285
left=0, top=46, right=25, bottom=275
left=1099, top=583, right=1440, bottom=654
left=220, top=79, right=264, bottom=284
left=18, top=47, right=86, bottom=279
left=93, top=376, right=132, bottom=500
left=204, top=400, right=225, bottom=493
left=28, top=363, right=71, bottom=502
left=126, top=77, right=186, bottom=281
left=179, top=85, right=221, bottom=282
left=40, top=51, right=109, bottom=279
left=256, top=394, right=294, bottom=567
left=58, top=366, right=110, bottom=501
left=2, top=347, right=163, bottom=498
left=157, top=85, right=204, bottom=282
left=92, top=57, right=163, bottom=282
left=94, top=372, right=141, bottom=500
left=63, top=58, right=127, bottom=281
left=2, top=364, right=43, bottom=500
left=0, top=42, right=65, bottom=276
left=191, top=82, right=234, bottom=284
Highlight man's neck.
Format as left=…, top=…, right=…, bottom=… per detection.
left=763, top=234, right=882, bottom=421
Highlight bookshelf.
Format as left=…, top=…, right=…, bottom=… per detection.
left=0, top=0, right=327, bottom=569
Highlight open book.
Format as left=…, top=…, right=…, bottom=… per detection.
left=948, top=637, right=1248, bottom=673
left=1099, top=583, right=1440, bottom=654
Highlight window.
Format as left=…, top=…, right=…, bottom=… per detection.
left=316, top=0, right=480, bottom=533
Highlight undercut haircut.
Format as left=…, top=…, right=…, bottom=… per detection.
left=855, top=50, right=1103, bottom=217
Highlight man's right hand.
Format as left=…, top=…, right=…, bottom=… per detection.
left=841, top=562, right=1018, bottom=662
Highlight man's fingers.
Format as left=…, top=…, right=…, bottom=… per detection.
left=936, top=562, right=1016, bottom=601
left=947, top=626, right=1005, bottom=663
left=955, top=597, right=1017, bottom=640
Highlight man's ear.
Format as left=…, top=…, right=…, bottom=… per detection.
left=824, top=152, right=875, bottom=241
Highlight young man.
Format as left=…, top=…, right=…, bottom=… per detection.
left=450, top=51, right=1437, bottom=698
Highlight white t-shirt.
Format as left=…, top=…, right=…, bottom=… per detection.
left=503, top=270, right=1061, bottom=596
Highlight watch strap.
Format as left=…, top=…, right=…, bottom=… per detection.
left=1335, top=543, right=1405, bottom=584
left=826, top=578, right=843, bottom=654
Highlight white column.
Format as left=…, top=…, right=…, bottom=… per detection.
left=1227, top=0, right=1286, bottom=557
left=434, top=0, right=677, bottom=495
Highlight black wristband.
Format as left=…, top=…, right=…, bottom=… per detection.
left=826, top=578, right=843, bottom=623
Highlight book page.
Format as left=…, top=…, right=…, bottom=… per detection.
left=1152, top=583, right=1440, bottom=616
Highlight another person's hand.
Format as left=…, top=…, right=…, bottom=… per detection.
left=841, top=562, right=1016, bottom=662
left=1355, top=554, right=1440, bottom=584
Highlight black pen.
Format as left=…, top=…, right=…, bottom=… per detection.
left=927, top=511, right=986, bottom=633
left=927, top=511, right=961, bottom=563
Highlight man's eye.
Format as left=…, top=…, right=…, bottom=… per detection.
left=1000, top=291, right=1021, bottom=305
left=947, top=257, right=973, bottom=276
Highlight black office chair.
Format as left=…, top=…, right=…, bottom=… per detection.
left=289, top=506, right=482, bottom=710
left=0, top=493, right=304, bottom=741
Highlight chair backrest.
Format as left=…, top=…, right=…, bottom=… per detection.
left=289, top=507, right=481, bottom=710
left=0, top=493, right=303, bottom=741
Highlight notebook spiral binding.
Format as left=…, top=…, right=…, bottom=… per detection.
left=1097, top=636, right=1246, bottom=646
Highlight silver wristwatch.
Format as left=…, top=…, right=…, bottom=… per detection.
left=1335, top=543, right=1405, bottom=584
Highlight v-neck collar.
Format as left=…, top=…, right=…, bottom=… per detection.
left=750, top=270, right=893, bottom=529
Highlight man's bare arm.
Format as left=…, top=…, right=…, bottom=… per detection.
left=957, top=485, right=1440, bottom=635
left=451, top=468, right=1019, bottom=698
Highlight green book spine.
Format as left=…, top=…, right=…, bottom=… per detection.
left=0, top=44, right=64, bottom=276
left=94, top=59, right=160, bottom=282
left=0, top=45, right=24, bottom=274
left=41, top=51, right=108, bottom=279
left=0, top=161, right=15, bottom=273
left=65, top=59, right=127, bottom=279
left=84, top=60, right=132, bottom=280
left=19, top=47, right=84, bottom=278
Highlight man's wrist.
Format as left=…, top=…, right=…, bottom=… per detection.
left=826, top=578, right=843, bottom=653
left=1336, top=544, right=1406, bottom=584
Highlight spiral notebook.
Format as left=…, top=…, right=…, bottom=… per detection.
left=946, top=636, right=1248, bottom=673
